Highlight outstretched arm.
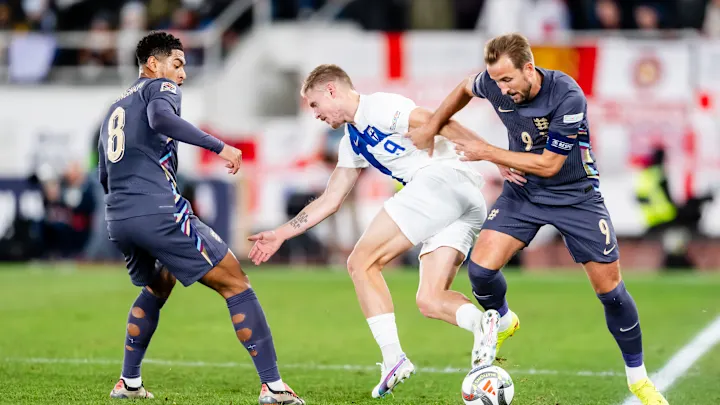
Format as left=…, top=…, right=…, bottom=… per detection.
left=247, top=166, right=362, bottom=265
left=455, top=138, right=571, bottom=178
left=454, top=92, right=586, bottom=178
left=424, top=75, right=476, bottom=133
left=408, top=106, right=527, bottom=186
left=408, top=106, right=482, bottom=143
left=147, top=99, right=224, bottom=153
left=147, top=99, right=243, bottom=174
left=404, top=75, right=477, bottom=150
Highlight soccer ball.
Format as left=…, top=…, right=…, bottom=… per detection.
left=461, top=365, right=514, bottom=405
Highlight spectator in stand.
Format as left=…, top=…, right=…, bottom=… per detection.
left=704, top=0, right=720, bottom=37
left=476, top=0, right=570, bottom=42
left=591, top=0, right=622, bottom=29
left=78, top=13, right=116, bottom=81
left=40, top=160, right=97, bottom=259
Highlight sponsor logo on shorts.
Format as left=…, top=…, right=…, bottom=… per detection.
left=488, top=209, right=499, bottom=220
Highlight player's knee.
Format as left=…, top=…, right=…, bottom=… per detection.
left=585, top=260, right=622, bottom=294
left=467, top=260, right=500, bottom=285
left=347, top=252, right=369, bottom=278
left=201, top=255, right=252, bottom=299
left=216, top=271, right=251, bottom=298
left=415, top=292, right=440, bottom=319
left=147, top=268, right=176, bottom=299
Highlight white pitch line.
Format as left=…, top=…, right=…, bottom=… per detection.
left=621, top=314, right=720, bottom=405
left=4, top=357, right=627, bottom=378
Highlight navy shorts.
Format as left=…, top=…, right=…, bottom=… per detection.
left=108, top=214, right=229, bottom=287
left=482, top=183, right=619, bottom=263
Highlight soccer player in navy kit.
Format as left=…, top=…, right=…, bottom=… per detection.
left=407, top=33, right=668, bottom=404
left=99, top=31, right=304, bottom=404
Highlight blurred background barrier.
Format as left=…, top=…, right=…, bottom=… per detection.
left=1, top=0, right=719, bottom=270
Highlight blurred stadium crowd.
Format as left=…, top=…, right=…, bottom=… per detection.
left=0, top=0, right=717, bottom=268
left=0, top=0, right=719, bottom=83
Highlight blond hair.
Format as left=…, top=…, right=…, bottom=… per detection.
left=301, top=64, right=354, bottom=96
left=484, top=33, right=534, bottom=69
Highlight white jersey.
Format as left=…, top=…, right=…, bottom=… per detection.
left=336, top=92, right=480, bottom=186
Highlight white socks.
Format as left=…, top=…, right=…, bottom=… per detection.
left=498, top=310, right=515, bottom=332
left=266, top=379, right=286, bottom=392
left=455, top=303, right=484, bottom=332
left=456, top=303, right=515, bottom=333
left=121, top=375, right=142, bottom=389
left=367, top=313, right=404, bottom=368
left=626, top=364, right=648, bottom=385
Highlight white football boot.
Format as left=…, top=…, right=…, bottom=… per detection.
left=371, top=354, right=416, bottom=398
left=471, top=309, right=500, bottom=368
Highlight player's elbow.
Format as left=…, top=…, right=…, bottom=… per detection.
left=539, top=165, right=560, bottom=178
left=320, top=193, right=343, bottom=214
left=413, top=108, right=432, bottom=124
left=147, top=111, right=162, bottom=131
left=329, top=197, right=343, bottom=214
left=462, top=77, right=475, bottom=97
left=538, top=164, right=561, bottom=178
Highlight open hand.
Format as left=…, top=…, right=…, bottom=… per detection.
left=247, top=231, right=283, bottom=265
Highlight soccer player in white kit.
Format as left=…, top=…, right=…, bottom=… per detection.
left=248, top=64, right=516, bottom=398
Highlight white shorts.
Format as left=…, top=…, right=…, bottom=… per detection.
left=384, top=164, right=487, bottom=259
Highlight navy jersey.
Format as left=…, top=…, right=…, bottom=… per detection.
left=99, top=78, right=189, bottom=220
left=473, top=68, right=599, bottom=205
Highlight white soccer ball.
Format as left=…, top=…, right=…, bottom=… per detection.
left=461, top=365, right=514, bottom=405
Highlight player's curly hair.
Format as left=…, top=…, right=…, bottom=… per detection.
left=484, top=33, right=533, bottom=70
left=136, top=31, right=183, bottom=65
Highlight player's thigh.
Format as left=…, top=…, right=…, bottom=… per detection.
left=471, top=184, right=543, bottom=269
left=131, top=214, right=230, bottom=287
left=383, top=166, right=468, bottom=247
left=417, top=246, right=466, bottom=296
left=108, top=219, right=162, bottom=287
left=348, top=208, right=414, bottom=273
left=549, top=194, right=620, bottom=265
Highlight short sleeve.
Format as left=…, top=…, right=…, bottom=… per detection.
left=549, top=91, right=586, bottom=136
left=336, top=131, right=369, bottom=169
left=471, top=71, right=488, bottom=99
left=364, top=93, right=416, bottom=134
left=145, top=79, right=182, bottom=114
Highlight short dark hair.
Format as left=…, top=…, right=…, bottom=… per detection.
left=136, top=31, right=183, bottom=65
left=484, top=33, right=533, bottom=69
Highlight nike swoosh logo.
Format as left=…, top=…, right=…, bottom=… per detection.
left=498, top=107, right=514, bottom=113
left=472, top=291, right=493, bottom=299
left=620, top=321, right=639, bottom=333
left=603, top=245, right=617, bottom=255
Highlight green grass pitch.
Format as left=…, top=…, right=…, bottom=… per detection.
left=1, top=264, right=719, bottom=404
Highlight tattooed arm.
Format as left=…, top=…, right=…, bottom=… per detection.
left=247, top=167, right=362, bottom=264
